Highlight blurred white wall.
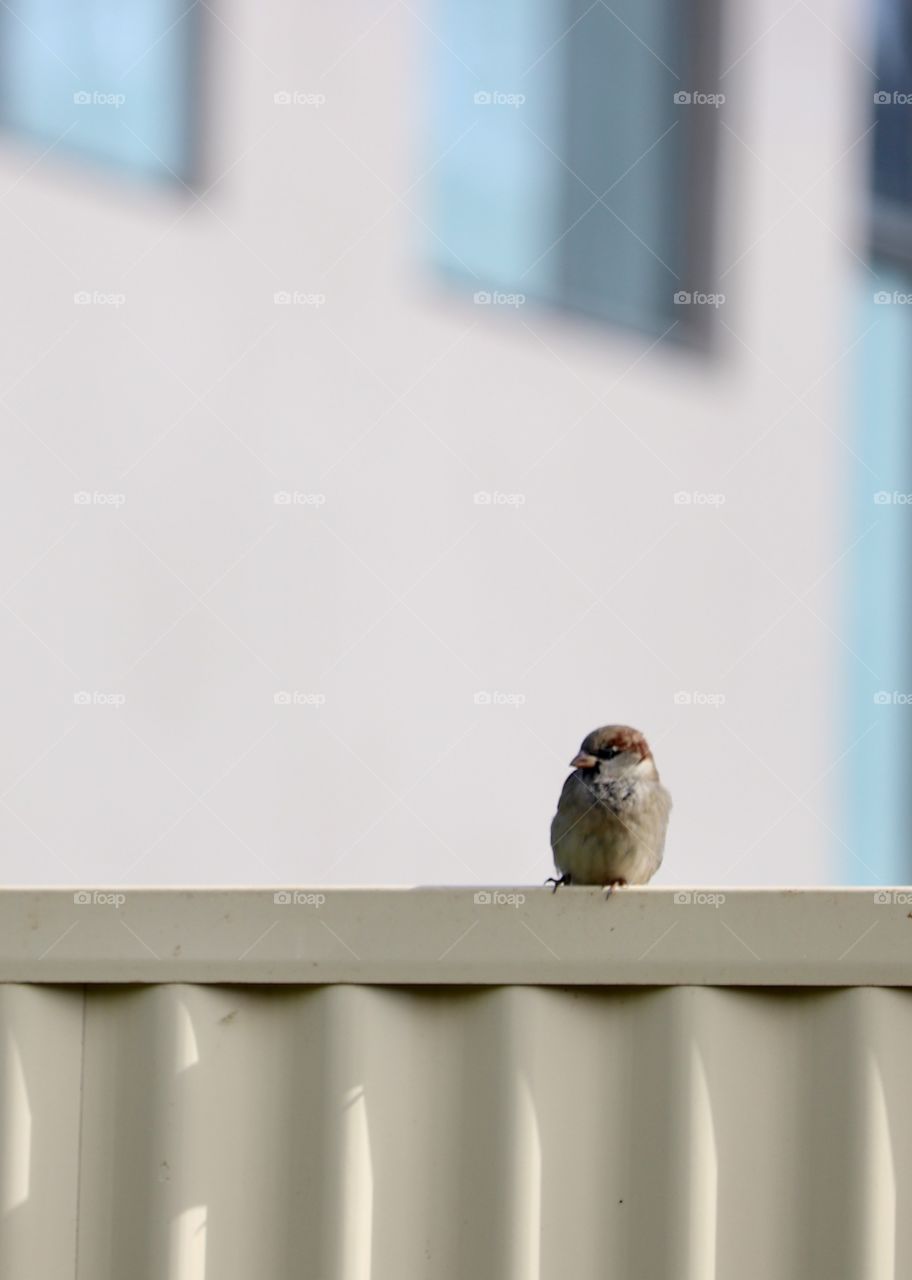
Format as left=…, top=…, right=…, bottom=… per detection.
left=0, top=0, right=870, bottom=885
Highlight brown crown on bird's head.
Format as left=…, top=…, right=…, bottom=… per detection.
left=569, top=725, right=656, bottom=773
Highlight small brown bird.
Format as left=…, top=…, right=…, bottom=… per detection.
left=549, top=725, right=671, bottom=890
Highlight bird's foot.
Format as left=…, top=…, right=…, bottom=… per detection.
left=545, top=873, right=571, bottom=894
left=603, top=879, right=627, bottom=900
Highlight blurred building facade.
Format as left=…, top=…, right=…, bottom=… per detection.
left=0, top=1, right=891, bottom=885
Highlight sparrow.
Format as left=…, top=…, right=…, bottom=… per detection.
left=549, top=725, right=671, bottom=890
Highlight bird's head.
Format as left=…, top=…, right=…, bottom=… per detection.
left=569, top=725, right=658, bottom=780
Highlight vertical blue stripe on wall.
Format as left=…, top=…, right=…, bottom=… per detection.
left=847, top=265, right=912, bottom=883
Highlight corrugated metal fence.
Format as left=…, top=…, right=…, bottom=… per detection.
left=1, top=889, right=910, bottom=1279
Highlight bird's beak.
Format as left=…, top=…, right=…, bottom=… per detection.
left=570, top=752, right=598, bottom=769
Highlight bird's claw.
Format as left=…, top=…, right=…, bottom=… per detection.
left=545, top=873, right=571, bottom=894
left=603, top=879, right=627, bottom=900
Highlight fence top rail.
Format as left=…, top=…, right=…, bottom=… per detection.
left=0, top=886, right=909, bottom=985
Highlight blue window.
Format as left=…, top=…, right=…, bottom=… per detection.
left=0, top=0, right=200, bottom=183
left=425, top=0, right=721, bottom=341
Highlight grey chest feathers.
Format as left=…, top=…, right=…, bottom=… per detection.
left=582, top=775, right=639, bottom=812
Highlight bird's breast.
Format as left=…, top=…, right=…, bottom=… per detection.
left=550, top=774, right=671, bottom=885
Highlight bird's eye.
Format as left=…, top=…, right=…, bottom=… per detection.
left=596, top=747, right=618, bottom=760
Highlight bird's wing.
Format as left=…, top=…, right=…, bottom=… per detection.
left=550, top=774, right=596, bottom=854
